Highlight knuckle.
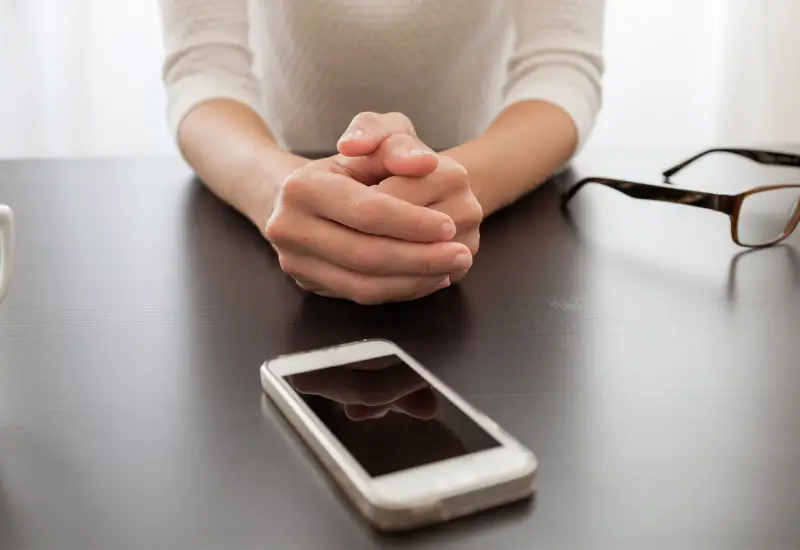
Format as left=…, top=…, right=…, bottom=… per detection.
left=264, top=213, right=293, bottom=245
left=328, top=155, right=350, bottom=176
left=353, top=111, right=380, bottom=127
left=384, top=132, right=414, bottom=150
left=466, top=199, right=484, bottom=225
left=280, top=173, right=310, bottom=203
left=438, top=159, right=469, bottom=188
left=466, top=232, right=480, bottom=256
left=386, top=111, right=413, bottom=129
left=447, top=194, right=483, bottom=231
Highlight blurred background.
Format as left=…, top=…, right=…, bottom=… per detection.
left=0, top=0, right=798, bottom=158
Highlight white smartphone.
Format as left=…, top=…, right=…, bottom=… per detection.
left=260, top=339, right=537, bottom=532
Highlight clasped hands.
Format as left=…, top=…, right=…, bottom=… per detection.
left=287, top=356, right=439, bottom=421
left=266, top=112, right=482, bottom=305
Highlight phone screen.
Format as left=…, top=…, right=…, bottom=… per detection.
left=282, top=354, right=501, bottom=478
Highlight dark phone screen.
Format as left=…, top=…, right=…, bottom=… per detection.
left=283, top=354, right=501, bottom=477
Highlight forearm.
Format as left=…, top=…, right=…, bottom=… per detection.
left=443, top=100, right=579, bottom=217
left=159, top=0, right=306, bottom=229
left=177, top=99, right=308, bottom=229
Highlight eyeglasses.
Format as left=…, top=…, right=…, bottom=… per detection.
left=561, top=148, right=800, bottom=248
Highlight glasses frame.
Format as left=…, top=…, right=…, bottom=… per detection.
left=561, top=148, right=800, bottom=248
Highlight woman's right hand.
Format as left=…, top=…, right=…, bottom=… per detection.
left=264, top=150, right=474, bottom=304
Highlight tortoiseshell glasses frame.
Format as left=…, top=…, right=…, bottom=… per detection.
left=561, top=148, right=800, bottom=248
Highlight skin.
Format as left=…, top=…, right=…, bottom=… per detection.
left=335, top=112, right=483, bottom=283
left=176, top=97, right=578, bottom=304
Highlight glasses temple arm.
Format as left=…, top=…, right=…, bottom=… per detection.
left=663, top=148, right=800, bottom=180
left=561, top=177, right=735, bottom=214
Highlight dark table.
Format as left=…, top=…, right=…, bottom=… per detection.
left=1, top=147, right=798, bottom=550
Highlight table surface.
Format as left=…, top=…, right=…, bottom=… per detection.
left=1, top=148, right=799, bottom=550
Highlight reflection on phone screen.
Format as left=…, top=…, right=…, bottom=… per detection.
left=284, top=354, right=500, bottom=477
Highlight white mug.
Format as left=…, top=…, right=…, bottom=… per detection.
left=0, top=204, right=13, bottom=303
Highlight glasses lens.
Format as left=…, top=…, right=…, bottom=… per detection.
left=737, top=187, right=800, bottom=246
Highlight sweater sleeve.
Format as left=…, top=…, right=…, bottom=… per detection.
left=158, top=0, right=264, bottom=139
left=503, top=0, right=605, bottom=150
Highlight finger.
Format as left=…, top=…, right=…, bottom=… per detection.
left=334, top=134, right=438, bottom=183
left=377, top=134, right=439, bottom=176
left=406, top=276, right=452, bottom=299
left=430, top=198, right=484, bottom=238
left=336, top=111, right=416, bottom=157
left=442, top=228, right=480, bottom=283
left=375, top=156, right=470, bottom=207
left=276, top=215, right=472, bottom=276
left=293, top=276, right=323, bottom=293
left=275, top=169, right=456, bottom=242
left=456, top=227, right=481, bottom=256
left=278, top=252, right=452, bottom=305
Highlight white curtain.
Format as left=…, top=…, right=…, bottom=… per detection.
left=0, top=0, right=170, bottom=158
left=715, top=0, right=800, bottom=147
left=592, top=0, right=800, bottom=149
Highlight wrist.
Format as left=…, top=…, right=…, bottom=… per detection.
left=248, top=146, right=309, bottom=230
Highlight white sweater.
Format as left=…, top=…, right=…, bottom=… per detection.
left=158, top=0, right=604, bottom=154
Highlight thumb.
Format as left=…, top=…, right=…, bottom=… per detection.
left=336, top=133, right=439, bottom=184
left=337, top=111, right=414, bottom=157
left=336, top=112, right=438, bottom=178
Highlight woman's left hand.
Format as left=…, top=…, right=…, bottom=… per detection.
left=375, top=155, right=482, bottom=282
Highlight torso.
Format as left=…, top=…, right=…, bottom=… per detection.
left=248, top=0, right=512, bottom=152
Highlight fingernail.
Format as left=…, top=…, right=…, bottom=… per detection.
left=339, top=128, right=365, bottom=142
left=453, top=252, right=472, bottom=270
left=409, top=146, right=433, bottom=156
left=434, top=277, right=451, bottom=291
left=441, top=221, right=456, bottom=238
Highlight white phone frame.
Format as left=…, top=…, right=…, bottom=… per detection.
left=260, top=339, right=537, bottom=531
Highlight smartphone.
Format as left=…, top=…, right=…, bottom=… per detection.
left=260, top=339, right=537, bottom=531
